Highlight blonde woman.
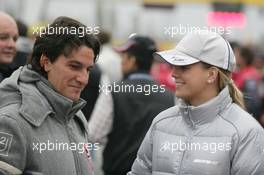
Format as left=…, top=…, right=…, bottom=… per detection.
left=128, top=31, right=264, bottom=175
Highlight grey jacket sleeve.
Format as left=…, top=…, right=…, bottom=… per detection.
left=0, top=115, right=27, bottom=175
left=127, top=127, right=153, bottom=175
left=231, top=127, right=264, bottom=175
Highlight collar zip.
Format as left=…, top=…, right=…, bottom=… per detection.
left=184, top=107, right=195, bottom=128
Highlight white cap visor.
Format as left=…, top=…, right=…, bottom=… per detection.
left=154, top=49, right=200, bottom=66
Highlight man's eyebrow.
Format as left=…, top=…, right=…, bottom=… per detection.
left=68, top=60, right=94, bottom=69
left=88, top=65, right=94, bottom=69
left=0, top=33, right=8, bottom=36
left=68, top=60, right=82, bottom=65
left=0, top=33, right=18, bottom=36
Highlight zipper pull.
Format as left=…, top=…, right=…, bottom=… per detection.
left=84, top=144, right=94, bottom=175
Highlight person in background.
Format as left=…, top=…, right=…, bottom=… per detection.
left=9, top=20, right=33, bottom=71
left=233, top=46, right=262, bottom=121
left=254, top=50, right=264, bottom=127
left=88, top=35, right=175, bottom=175
left=0, top=11, right=18, bottom=82
left=96, top=30, right=122, bottom=83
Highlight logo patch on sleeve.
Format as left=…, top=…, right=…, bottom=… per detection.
left=0, top=132, right=13, bottom=156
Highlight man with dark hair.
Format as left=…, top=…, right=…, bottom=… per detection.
left=0, top=11, right=18, bottom=82
left=0, top=16, right=100, bottom=175
left=88, top=35, right=175, bottom=175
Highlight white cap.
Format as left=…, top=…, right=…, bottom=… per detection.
left=154, top=31, right=236, bottom=71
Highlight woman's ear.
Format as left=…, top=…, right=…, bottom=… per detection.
left=40, top=54, right=51, bottom=72
left=207, top=67, right=219, bottom=83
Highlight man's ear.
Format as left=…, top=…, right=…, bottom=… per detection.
left=129, top=56, right=138, bottom=70
left=130, top=55, right=137, bottom=64
left=40, top=54, right=51, bottom=72
left=207, top=67, right=219, bottom=83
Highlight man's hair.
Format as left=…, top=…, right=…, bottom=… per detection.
left=97, top=30, right=111, bottom=45
left=16, top=20, right=28, bottom=37
left=126, top=36, right=157, bottom=72
left=229, top=41, right=240, bottom=50
left=29, top=16, right=100, bottom=77
left=240, top=47, right=254, bottom=66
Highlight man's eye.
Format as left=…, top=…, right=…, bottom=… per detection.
left=0, top=35, right=9, bottom=40
left=13, top=36, right=18, bottom=42
left=70, top=65, right=80, bottom=69
left=0, top=35, right=17, bottom=41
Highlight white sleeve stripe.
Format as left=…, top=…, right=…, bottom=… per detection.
left=0, top=161, right=22, bottom=175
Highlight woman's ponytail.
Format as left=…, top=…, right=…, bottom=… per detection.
left=218, top=70, right=245, bottom=109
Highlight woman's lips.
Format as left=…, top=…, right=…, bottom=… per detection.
left=175, top=80, right=185, bottom=87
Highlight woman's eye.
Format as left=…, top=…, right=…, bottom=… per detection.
left=180, top=66, right=190, bottom=71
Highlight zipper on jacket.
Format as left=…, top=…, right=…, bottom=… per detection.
left=64, top=122, right=82, bottom=175
left=184, top=107, right=195, bottom=128
left=188, top=109, right=195, bottom=129
left=179, top=107, right=189, bottom=174
left=178, top=135, right=194, bottom=174
left=179, top=107, right=195, bottom=174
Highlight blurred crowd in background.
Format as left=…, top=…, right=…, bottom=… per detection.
left=1, top=0, right=264, bottom=174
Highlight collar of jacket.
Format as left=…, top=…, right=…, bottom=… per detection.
left=178, top=86, right=232, bottom=127
left=35, top=78, right=86, bottom=124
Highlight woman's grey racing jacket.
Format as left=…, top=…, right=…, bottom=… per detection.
left=128, top=87, right=264, bottom=175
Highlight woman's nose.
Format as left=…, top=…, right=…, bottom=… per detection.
left=171, top=66, right=181, bottom=78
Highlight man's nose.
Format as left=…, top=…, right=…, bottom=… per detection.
left=5, top=37, right=16, bottom=48
left=76, top=71, right=89, bottom=85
